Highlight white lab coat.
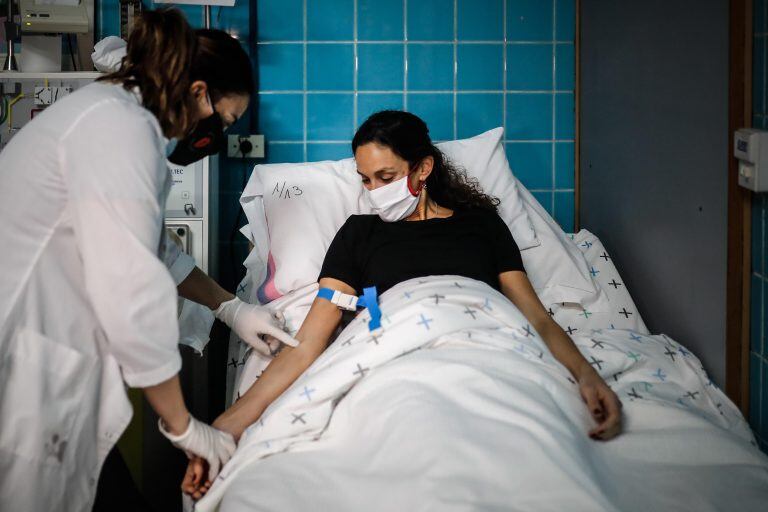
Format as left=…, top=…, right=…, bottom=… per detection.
left=0, top=82, right=194, bottom=511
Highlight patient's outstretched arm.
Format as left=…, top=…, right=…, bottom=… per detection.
left=211, top=277, right=355, bottom=441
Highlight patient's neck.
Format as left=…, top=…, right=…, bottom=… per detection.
left=406, top=192, right=453, bottom=221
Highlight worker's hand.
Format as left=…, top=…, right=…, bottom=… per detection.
left=214, top=297, right=299, bottom=356
left=159, top=415, right=236, bottom=481
left=182, top=456, right=211, bottom=501
left=577, top=367, right=623, bottom=441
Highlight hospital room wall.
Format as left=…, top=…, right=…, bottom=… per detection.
left=750, top=0, right=768, bottom=452
left=98, top=0, right=578, bottom=291
left=250, top=0, right=577, bottom=239
left=579, top=2, right=731, bottom=389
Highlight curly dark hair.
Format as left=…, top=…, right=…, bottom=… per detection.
left=352, top=110, right=500, bottom=212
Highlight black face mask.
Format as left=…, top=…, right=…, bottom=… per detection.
left=168, top=110, right=225, bottom=166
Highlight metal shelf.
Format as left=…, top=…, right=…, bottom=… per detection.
left=0, top=71, right=102, bottom=79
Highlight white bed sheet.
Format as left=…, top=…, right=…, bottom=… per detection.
left=205, top=276, right=768, bottom=512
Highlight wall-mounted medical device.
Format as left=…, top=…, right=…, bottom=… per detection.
left=735, top=128, right=768, bottom=192
left=18, top=0, right=89, bottom=34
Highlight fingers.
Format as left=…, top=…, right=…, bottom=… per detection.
left=207, top=457, right=221, bottom=483
left=580, top=385, right=604, bottom=426
left=181, top=458, right=206, bottom=496
left=261, top=324, right=299, bottom=347
left=589, top=389, right=623, bottom=441
left=191, top=480, right=212, bottom=501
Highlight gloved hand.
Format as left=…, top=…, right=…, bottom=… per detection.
left=158, top=416, right=236, bottom=481
left=214, top=297, right=299, bottom=356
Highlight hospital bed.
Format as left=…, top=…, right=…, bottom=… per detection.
left=196, top=128, right=768, bottom=512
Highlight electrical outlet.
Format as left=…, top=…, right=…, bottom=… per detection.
left=227, top=134, right=265, bottom=158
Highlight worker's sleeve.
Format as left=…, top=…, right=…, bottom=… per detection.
left=159, top=227, right=196, bottom=285
left=60, top=100, right=181, bottom=388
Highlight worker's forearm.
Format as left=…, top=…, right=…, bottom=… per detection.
left=177, top=266, right=234, bottom=311
left=143, top=374, right=190, bottom=435
left=536, top=320, right=593, bottom=379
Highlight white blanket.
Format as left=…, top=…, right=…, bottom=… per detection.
left=198, top=276, right=768, bottom=512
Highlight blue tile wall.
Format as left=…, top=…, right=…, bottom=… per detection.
left=255, top=0, right=576, bottom=232
left=751, top=0, right=768, bottom=453
left=95, top=0, right=576, bottom=285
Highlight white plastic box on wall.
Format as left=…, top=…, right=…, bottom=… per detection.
left=735, top=128, right=768, bottom=192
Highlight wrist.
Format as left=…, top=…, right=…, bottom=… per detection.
left=164, top=411, right=191, bottom=436
left=573, top=361, right=597, bottom=382
left=212, top=291, right=236, bottom=312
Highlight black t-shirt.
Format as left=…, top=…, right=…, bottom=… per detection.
left=318, top=208, right=525, bottom=296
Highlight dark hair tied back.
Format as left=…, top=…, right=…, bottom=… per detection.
left=99, top=8, right=254, bottom=139
left=352, top=110, right=500, bottom=213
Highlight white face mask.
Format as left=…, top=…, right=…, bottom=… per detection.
left=366, top=174, right=422, bottom=222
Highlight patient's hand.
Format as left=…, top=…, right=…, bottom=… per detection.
left=181, top=456, right=211, bottom=501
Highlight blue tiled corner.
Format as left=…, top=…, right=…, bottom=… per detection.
left=762, top=358, right=768, bottom=442
left=756, top=0, right=766, bottom=35
left=753, top=195, right=764, bottom=275
left=555, top=0, right=576, bottom=41
left=555, top=93, right=575, bottom=139
left=258, top=44, right=303, bottom=91
left=457, top=0, right=504, bottom=41
left=407, top=44, right=455, bottom=91
left=307, top=94, right=354, bottom=140
left=407, top=0, right=455, bottom=41
left=406, top=93, right=454, bottom=141
left=358, top=44, right=405, bottom=91
left=307, top=0, right=354, bottom=40
left=217, top=191, right=245, bottom=234
left=750, top=353, right=762, bottom=433
left=358, top=93, right=405, bottom=125
left=763, top=277, right=768, bottom=357
left=752, top=275, right=763, bottom=354
left=754, top=36, right=765, bottom=115
left=507, top=0, right=553, bottom=42
left=257, top=0, right=303, bottom=41
left=456, top=94, right=503, bottom=139
left=532, top=191, right=553, bottom=215
left=213, top=1, right=250, bottom=36
left=307, top=143, right=352, bottom=161
left=505, top=142, right=552, bottom=190
left=457, top=44, right=504, bottom=90
left=555, top=142, right=574, bottom=188
left=307, top=44, right=354, bottom=90
left=264, top=142, right=305, bottom=163
left=507, top=44, right=553, bottom=91
left=259, top=94, right=304, bottom=141
left=97, top=0, right=120, bottom=38
left=506, top=93, right=553, bottom=140
left=554, top=190, right=575, bottom=232
left=358, top=0, right=404, bottom=41
left=556, top=44, right=575, bottom=90
left=758, top=358, right=768, bottom=441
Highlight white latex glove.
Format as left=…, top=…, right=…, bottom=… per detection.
left=159, top=416, right=236, bottom=481
left=214, top=297, right=299, bottom=356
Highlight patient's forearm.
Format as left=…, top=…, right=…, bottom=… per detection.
left=177, top=266, right=234, bottom=311
left=220, top=300, right=343, bottom=433
left=536, top=320, right=593, bottom=379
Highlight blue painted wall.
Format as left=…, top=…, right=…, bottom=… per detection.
left=751, top=0, right=768, bottom=453
left=97, top=0, right=576, bottom=289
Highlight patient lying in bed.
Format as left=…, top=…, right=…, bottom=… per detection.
left=183, top=110, right=622, bottom=499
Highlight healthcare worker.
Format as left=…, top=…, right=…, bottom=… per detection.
left=0, top=9, right=295, bottom=511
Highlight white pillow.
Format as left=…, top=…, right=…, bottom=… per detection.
left=515, top=179, right=610, bottom=311
left=437, top=127, right=539, bottom=251
left=241, top=128, right=538, bottom=299
left=239, top=158, right=371, bottom=299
